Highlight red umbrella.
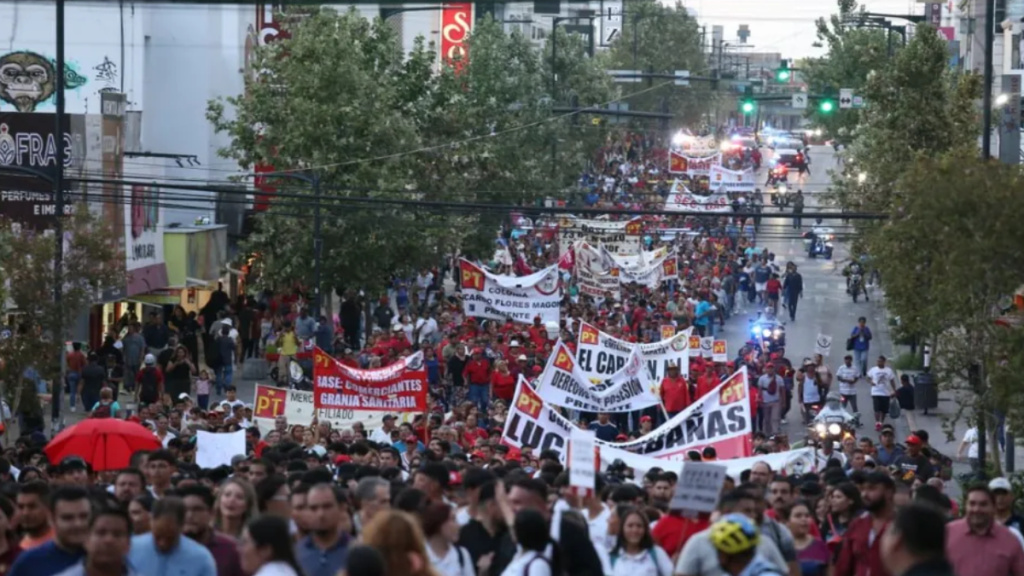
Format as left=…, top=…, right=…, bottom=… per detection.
left=44, top=418, right=162, bottom=471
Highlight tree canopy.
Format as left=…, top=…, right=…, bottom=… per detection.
left=802, top=0, right=889, bottom=138
left=0, top=208, right=124, bottom=416
left=209, top=8, right=614, bottom=295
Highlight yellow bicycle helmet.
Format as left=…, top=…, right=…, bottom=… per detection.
left=710, top=513, right=761, bottom=555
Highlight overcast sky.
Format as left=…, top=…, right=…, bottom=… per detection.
left=680, top=0, right=928, bottom=58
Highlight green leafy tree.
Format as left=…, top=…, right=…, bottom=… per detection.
left=868, top=157, right=1024, bottom=472
left=802, top=0, right=889, bottom=139
left=603, top=0, right=712, bottom=127
left=829, top=24, right=979, bottom=234
left=209, top=8, right=613, bottom=296
left=0, top=208, right=124, bottom=420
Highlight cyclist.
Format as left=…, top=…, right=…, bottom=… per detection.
left=710, top=514, right=787, bottom=576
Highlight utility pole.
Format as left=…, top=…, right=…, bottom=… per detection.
left=312, top=174, right=322, bottom=320
left=983, top=0, right=995, bottom=160
left=53, top=0, right=66, bottom=426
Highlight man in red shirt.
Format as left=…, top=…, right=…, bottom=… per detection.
left=463, top=348, right=491, bottom=413
left=834, top=471, right=896, bottom=576
left=766, top=273, right=783, bottom=316
left=660, top=362, right=690, bottom=418
left=695, top=364, right=721, bottom=400
left=527, top=317, right=548, bottom=348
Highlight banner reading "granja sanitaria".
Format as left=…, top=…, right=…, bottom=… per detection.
left=312, top=347, right=428, bottom=412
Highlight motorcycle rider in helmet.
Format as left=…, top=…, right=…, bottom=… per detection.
left=814, top=391, right=856, bottom=425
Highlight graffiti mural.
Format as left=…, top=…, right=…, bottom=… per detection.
left=93, top=56, right=118, bottom=92
left=0, top=51, right=87, bottom=112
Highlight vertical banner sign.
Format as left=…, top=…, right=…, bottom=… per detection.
left=440, top=3, right=473, bottom=69
left=712, top=340, right=728, bottom=362
left=257, top=2, right=291, bottom=44
left=101, top=93, right=127, bottom=252
left=689, top=334, right=701, bottom=357
left=568, top=428, right=597, bottom=497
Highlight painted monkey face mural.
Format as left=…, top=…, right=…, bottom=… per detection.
left=0, top=51, right=55, bottom=112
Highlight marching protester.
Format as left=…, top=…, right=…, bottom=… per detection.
left=0, top=130, right=1005, bottom=576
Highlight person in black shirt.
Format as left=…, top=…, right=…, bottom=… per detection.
left=879, top=502, right=956, bottom=576
left=892, top=434, right=934, bottom=484
left=457, top=481, right=507, bottom=574
left=79, top=354, right=107, bottom=414
left=588, top=413, right=619, bottom=442
left=142, top=312, right=169, bottom=353
left=157, top=337, right=177, bottom=373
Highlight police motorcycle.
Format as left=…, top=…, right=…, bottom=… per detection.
left=811, top=392, right=862, bottom=438
left=748, top=308, right=787, bottom=359
left=802, top=219, right=834, bottom=259
left=844, top=260, right=869, bottom=303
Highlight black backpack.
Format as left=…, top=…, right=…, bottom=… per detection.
left=92, top=403, right=112, bottom=418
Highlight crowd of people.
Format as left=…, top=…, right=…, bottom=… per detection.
left=1, top=130, right=1014, bottom=576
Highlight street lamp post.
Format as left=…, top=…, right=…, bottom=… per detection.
left=254, top=171, right=323, bottom=318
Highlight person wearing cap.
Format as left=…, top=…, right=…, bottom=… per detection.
left=661, top=362, right=690, bottom=419
left=638, top=415, right=654, bottom=436
left=891, top=435, right=933, bottom=484
left=948, top=483, right=1024, bottom=576
left=833, top=471, right=896, bottom=576
left=368, top=414, right=399, bottom=445
left=990, top=477, right=1024, bottom=533
left=462, top=348, right=491, bottom=414
left=135, top=354, right=164, bottom=407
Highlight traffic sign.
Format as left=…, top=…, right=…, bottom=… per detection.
left=853, top=96, right=865, bottom=108
left=792, top=93, right=808, bottom=109
left=674, top=70, right=690, bottom=86
left=607, top=70, right=641, bottom=83
left=600, top=0, right=623, bottom=46
left=840, top=88, right=854, bottom=109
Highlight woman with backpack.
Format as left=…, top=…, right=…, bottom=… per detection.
left=421, top=502, right=473, bottom=576
left=500, top=508, right=552, bottom=576
left=89, top=387, right=121, bottom=418
left=608, top=507, right=673, bottom=576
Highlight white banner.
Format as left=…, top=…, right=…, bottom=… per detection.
left=577, top=322, right=692, bottom=381
left=534, top=342, right=661, bottom=413
left=599, top=445, right=819, bottom=481
left=575, top=242, right=622, bottom=299
left=458, top=259, right=561, bottom=324
left=665, top=180, right=732, bottom=213
left=815, top=334, right=833, bottom=357
left=557, top=217, right=642, bottom=257
left=709, top=165, right=756, bottom=193
left=252, top=384, right=416, bottom=434
left=503, top=368, right=752, bottom=463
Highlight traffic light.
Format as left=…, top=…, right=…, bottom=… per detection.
left=819, top=99, right=835, bottom=113
left=740, top=86, right=755, bottom=115
left=776, top=59, right=791, bottom=82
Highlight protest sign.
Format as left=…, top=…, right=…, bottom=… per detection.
left=700, top=337, right=714, bottom=358
left=196, top=429, right=246, bottom=469
left=569, top=428, right=598, bottom=497
left=709, top=165, right=756, bottom=193
left=508, top=367, right=753, bottom=464
left=459, top=259, right=561, bottom=324
left=501, top=379, right=575, bottom=455
left=535, top=342, right=661, bottom=413
left=668, top=151, right=722, bottom=175
left=575, top=243, right=675, bottom=296
left=252, top=384, right=414, bottom=432
left=670, top=462, right=728, bottom=513
left=666, top=180, right=732, bottom=213
left=312, top=348, right=428, bottom=412
left=558, top=218, right=642, bottom=257
left=661, top=325, right=677, bottom=340
left=713, top=340, right=728, bottom=362
left=689, top=334, right=701, bottom=357
left=815, top=334, right=833, bottom=357
left=576, top=322, right=691, bottom=381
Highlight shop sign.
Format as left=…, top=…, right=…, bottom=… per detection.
left=0, top=112, right=74, bottom=229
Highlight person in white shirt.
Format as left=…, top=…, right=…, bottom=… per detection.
left=608, top=507, right=673, bottom=576
left=835, top=354, right=861, bottom=413
left=369, top=415, right=399, bottom=445
left=866, top=355, right=897, bottom=431
left=423, top=502, right=474, bottom=576
left=958, top=427, right=980, bottom=472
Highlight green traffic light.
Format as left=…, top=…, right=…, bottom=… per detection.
left=777, top=70, right=791, bottom=81
left=742, top=101, right=755, bottom=114
left=820, top=100, right=834, bottom=113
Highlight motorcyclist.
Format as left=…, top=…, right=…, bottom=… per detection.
left=792, top=189, right=805, bottom=229
left=813, top=391, right=856, bottom=425
left=844, top=260, right=865, bottom=293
